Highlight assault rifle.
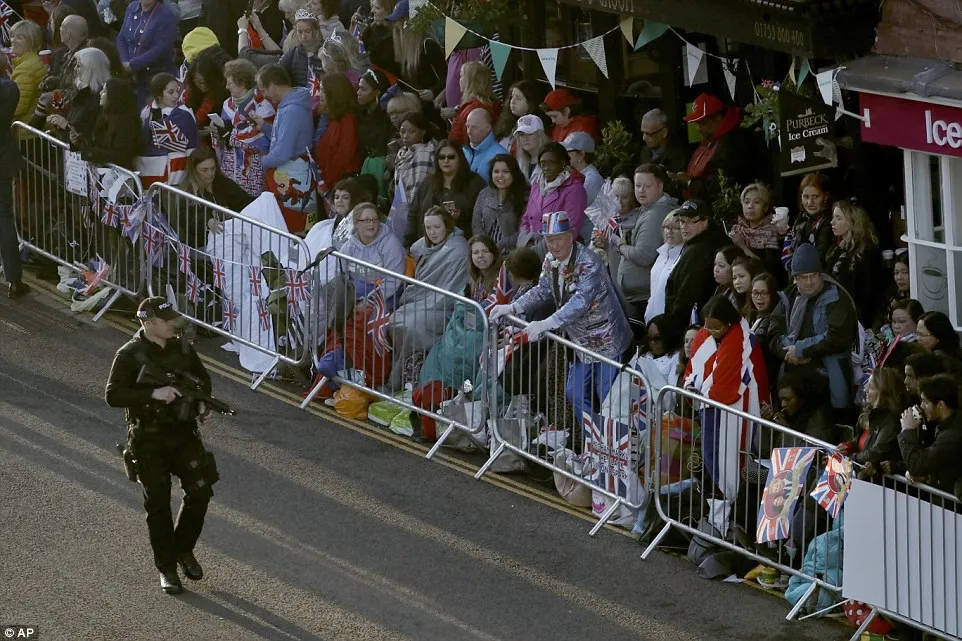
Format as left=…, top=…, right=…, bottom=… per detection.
left=136, top=363, right=235, bottom=420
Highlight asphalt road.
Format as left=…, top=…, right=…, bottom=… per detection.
left=0, top=285, right=848, bottom=641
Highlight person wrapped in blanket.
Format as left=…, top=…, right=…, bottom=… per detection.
left=490, top=211, right=632, bottom=428
left=387, top=206, right=469, bottom=390
left=211, top=58, right=275, bottom=198
left=407, top=235, right=507, bottom=441
left=310, top=201, right=405, bottom=399
left=136, top=72, right=199, bottom=188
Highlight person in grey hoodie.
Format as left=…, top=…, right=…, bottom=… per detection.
left=339, top=202, right=406, bottom=302
left=611, top=163, right=677, bottom=323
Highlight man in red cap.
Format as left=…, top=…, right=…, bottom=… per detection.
left=541, top=88, right=600, bottom=144
left=672, top=93, right=749, bottom=203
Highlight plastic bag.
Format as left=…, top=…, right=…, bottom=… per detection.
left=334, top=386, right=373, bottom=419
left=552, top=448, right=593, bottom=507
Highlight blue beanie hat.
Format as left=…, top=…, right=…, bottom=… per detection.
left=791, top=243, right=822, bottom=275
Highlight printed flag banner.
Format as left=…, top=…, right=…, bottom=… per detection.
left=756, top=447, right=818, bottom=544
left=583, top=413, right=642, bottom=502
left=810, top=453, right=853, bottom=519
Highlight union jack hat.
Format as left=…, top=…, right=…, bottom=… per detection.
left=542, top=211, right=571, bottom=235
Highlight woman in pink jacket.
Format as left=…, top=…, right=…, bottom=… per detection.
left=520, top=142, right=588, bottom=240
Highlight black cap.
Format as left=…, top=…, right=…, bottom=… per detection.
left=136, top=296, right=179, bottom=321
left=675, top=199, right=709, bottom=219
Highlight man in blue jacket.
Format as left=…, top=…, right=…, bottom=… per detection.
left=463, top=108, right=507, bottom=184
left=0, top=52, right=26, bottom=299
left=254, top=64, right=313, bottom=170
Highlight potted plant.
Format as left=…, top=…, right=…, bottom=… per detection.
left=711, top=170, right=744, bottom=228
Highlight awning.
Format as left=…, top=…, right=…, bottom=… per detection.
left=837, top=55, right=962, bottom=103
left=556, top=0, right=879, bottom=58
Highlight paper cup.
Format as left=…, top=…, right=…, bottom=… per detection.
left=773, top=206, right=790, bottom=222
left=39, top=49, right=52, bottom=67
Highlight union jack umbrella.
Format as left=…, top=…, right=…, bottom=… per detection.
left=222, top=300, right=239, bottom=332
left=255, top=298, right=271, bottom=331
left=248, top=265, right=262, bottom=297
left=284, top=268, right=310, bottom=302
left=365, top=288, right=392, bottom=356
left=185, top=273, right=203, bottom=303
left=212, top=257, right=227, bottom=290
left=177, top=244, right=192, bottom=275
left=151, top=119, right=189, bottom=153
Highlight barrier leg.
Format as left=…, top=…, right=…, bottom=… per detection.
left=474, top=441, right=505, bottom=480
left=589, top=497, right=622, bottom=537
left=251, top=357, right=280, bottom=390
left=799, top=600, right=844, bottom=621
left=640, top=523, right=672, bottom=560
left=785, top=582, right=819, bottom=620
left=91, top=289, right=124, bottom=322
left=847, top=608, right=878, bottom=641
left=300, top=376, right=328, bottom=409
left=425, top=422, right=455, bottom=460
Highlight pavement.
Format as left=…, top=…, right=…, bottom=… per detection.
left=0, top=280, right=849, bottom=641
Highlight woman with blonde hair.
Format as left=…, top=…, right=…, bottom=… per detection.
left=319, top=33, right=365, bottom=85
left=45, top=47, right=111, bottom=145
left=447, top=60, right=500, bottom=145
left=825, top=199, right=882, bottom=324
left=390, top=17, right=445, bottom=108
left=728, top=182, right=785, bottom=281
left=9, top=20, right=46, bottom=122
left=513, top=114, right=549, bottom=183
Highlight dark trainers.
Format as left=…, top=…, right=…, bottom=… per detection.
left=178, top=552, right=203, bottom=581
left=160, top=570, right=183, bottom=594
left=8, top=281, right=28, bottom=299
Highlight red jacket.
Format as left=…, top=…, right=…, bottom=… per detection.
left=449, top=99, right=500, bottom=145
left=314, top=111, right=361, bottom=190
left=549, top=114, right=600, bottom=144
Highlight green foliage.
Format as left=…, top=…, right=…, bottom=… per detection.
left=711, top=170, right=744, bottom=226
left=595, top=121, right=636, bottom=178
left=408, top=0, right=514, bottom=38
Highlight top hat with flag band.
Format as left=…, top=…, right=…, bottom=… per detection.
left=542, top=211, right=571, bottom=235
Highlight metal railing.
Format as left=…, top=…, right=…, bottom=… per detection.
left=13, top=121, right=146, bottom=319
left=144, top=183, right=317, bottom=388
left=475, top=314, right=652, bottom=537
left=641, top=385, right=844, bottom=620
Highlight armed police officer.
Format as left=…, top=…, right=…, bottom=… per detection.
left=105, top=297, right=220, bottom=595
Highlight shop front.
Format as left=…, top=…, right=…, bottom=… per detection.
left=841, top=82, right=962, bottom=327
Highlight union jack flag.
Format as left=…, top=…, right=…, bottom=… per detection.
left=810, top=453, right=853, bottom=519
left=116, top=205, right=132, bottom=231
left=51, top=90, right=71, bottom=115
left=583, top=413, right=636, bottom=498
left=101, top=203, right=120, bottom=227
left=365, top=288, right=392, bottom=356
left=630, top=374, right=649, bottom=432
left=185, top=273, right=203, bottom=303
left=285, top=268, right=310, bottom=302
left=222, top=300, right=239, bottom=332
left=143, top=223, right=166, bottom=259
left=494, top=327, right=528, bottom=375
left=256, top=298, right=271, bottom=331
left=151, top=118, right=189, bottom=153
left=305, top=147, right=325, bottom=193
left=248, top=266, right=262, bottom=297
left=602, top=215, right=621, bottom=239
left=82, top=257, right=111, bottom=294
left=756, top=447, right=817, bottom=544
left=0, top=2, right=12, bottom=48
left=780, top=232, right=795, bottom=270
left=307, top=65, right=321, bottom=99
left=177, top=244, right=192, bottom=275
left=176, top=60, right=189, bottom=82
left=352, top=22, right=366, bottom=55
left=212, top=258, right=227, bottom=290
left=482, top=263, right=512, bottom=314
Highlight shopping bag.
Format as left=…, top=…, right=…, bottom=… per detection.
left=552, top=448, right=593, bottom=507
left=650, top=414, right=700, bottom=485
left=438, top=398, right=488, bottom=452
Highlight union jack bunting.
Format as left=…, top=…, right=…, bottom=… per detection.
left=583, top=413, right=636, bottom=498
left=212, top=258, right=227, bottom=290
left=256, top=298, right=271, bottom=331
left=365, top=288, right=392, bottom=356
left=185, top=273, right=203, bottom=303
left=248, top=266, right=262, bottom=297
left=177, top=244, right=192, bottom=275
left=222, top=300, right=239, bottom=332
left=285, top=268, right=310, bottom=302
left=756, top=447, right=818, bottom=544
left=82, top=257, right=111, bottom=294
left=143, top=223, right=167, bottom=260
left=150, top=119, right=190, bottom=153
left=307, top=65, right=321, bottom=98
left=352, top=22, right=366, bottom=55
left=101, top=203, right=120, bottom=227
left=482, top=263, right=512, bottom=314
left=0, top=2, right=12, bottom=48
left=810, top=453, right=853, bottom=519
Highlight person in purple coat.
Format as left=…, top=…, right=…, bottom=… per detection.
left=117, top=0, right=178, bottom=106
left=520, top=142, right=588, bottom=241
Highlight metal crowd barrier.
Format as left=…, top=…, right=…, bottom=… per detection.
left=844, top=474, right=962, bottom=641
left=641, top=385, right=844, bottom=620
left=144, top=182, right=317, bottom=388
left=475, top=314, right=653, bottom=537
left=301, top=248, right=491, bottom=461
left=12, top=121, right=146, bottom=320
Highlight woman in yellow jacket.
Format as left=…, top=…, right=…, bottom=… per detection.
left=9, top=20, right=46, bottom=123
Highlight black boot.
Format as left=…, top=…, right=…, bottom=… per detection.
left=159, top=570, right=183, bottom=594
left=178, top=552, right=203, bottom=581
left=410, top=412, right=426, bottom=443
left=8, top=281, right=28, bottom=299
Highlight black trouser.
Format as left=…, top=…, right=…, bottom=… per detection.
left=130, top=428, right=218, bottom=573
left=0, top=179, right=22, bottom=284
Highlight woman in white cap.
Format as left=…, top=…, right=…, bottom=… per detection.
left=512, top=113, right=548, bottom=184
